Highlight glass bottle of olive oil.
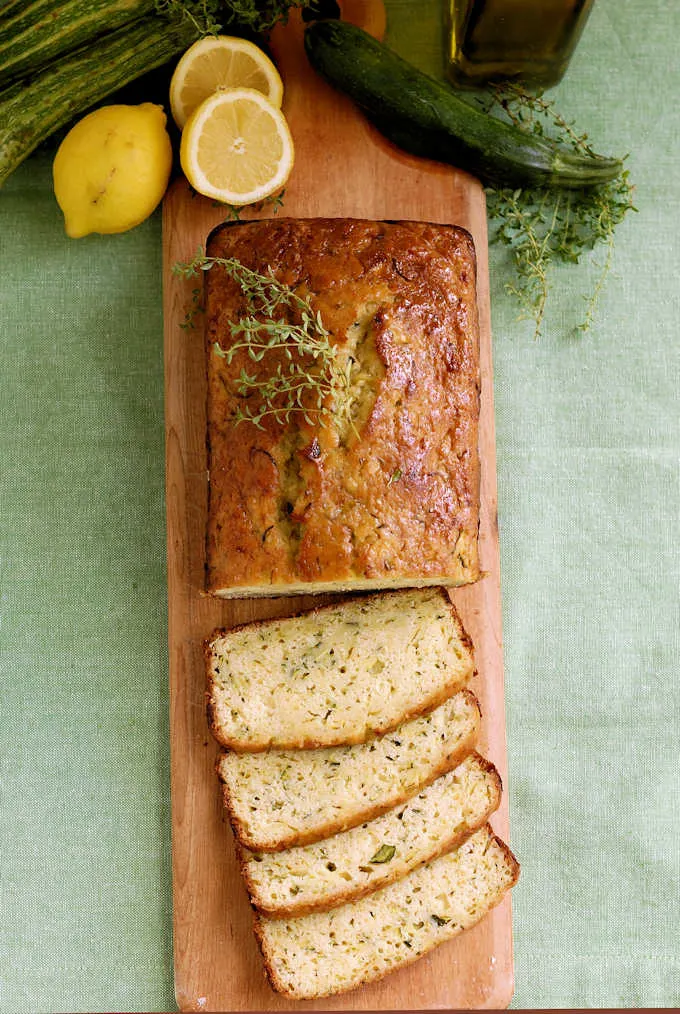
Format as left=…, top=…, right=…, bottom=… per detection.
left=448, top=0, right=596, bottom=87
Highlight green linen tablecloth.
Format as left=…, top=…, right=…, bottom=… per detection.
left=1, top=1, right=678, bottom=1010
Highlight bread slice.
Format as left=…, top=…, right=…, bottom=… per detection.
left=216, top=689, right=481, bottom=852
left=240, top=752, right=502, bottom=917
left=206, top=587, right=474, bottom=752
left=255, top=824, right=519, bottom=999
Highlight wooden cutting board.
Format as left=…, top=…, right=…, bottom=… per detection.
left=162, top=1, right=513, bottom=1009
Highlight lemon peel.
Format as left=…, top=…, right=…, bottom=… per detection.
left=53, top=103, right=172, bottom=238
left=170, top=35, right=284, bottom=130
left=179, top=88, right=294, bottom=206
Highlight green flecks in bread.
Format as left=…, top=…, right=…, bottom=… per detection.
left=255, top=824, right=520, bottom=999
left=240, top=752, right=502, bottom=917
left=206, top=587, right=475, bottom=751
left=216, top=689, right=481, bottom=851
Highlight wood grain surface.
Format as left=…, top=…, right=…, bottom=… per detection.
left=162, top=1, right=514, bottom=1008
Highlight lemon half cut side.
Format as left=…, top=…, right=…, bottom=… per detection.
left=170, top=35, right=284, bottom=130
left=179, top=88, right=294, bottom=206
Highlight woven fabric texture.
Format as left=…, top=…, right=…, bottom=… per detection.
left=0, top=0, right=678, bottom=1009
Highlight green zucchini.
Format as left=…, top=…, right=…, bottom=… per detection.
left=0, top=0, right=156, bottom=88
left=304, top=20, right=623, bottom=191
left=0, top=14, right=199, bottom=188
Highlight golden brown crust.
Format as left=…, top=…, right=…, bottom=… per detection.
left=204, top=587, right=476, bottom=752
left=252, top=824, right=520, bottom=1000
left=204, top=218, right=481, bottom=598
left=495, top=830, right=521, bottom=889
left=246, top=818, right=482, bottom=918
left=240, top=751, right=502, bottom=918
left=215, top=688, right=481, bottom=853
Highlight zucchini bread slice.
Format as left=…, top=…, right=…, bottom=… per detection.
left=216, top=689, right=481, bottom=852
left=206, top=587, right=474, bottom=752
left=255, top=823, right=520, bottom=999
left=240, top=752, right=502, bottom=917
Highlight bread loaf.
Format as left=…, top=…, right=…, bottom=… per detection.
left=206, top=587, right=474, bottom=752
left=205, top=217, right=481, bottom=598
left=216, top=689, right=481, bottom=851
left=255, top=823, right=520, bottom=999
left=240, top=752, right=501, bottom=917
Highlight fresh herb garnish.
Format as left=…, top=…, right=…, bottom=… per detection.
left=175, top=249, right=353, bottom=429
left=155, top=0, right=309, bottom=35
left=476, top=83, right=636, bottom=337
left=154, top=0, right=222, bottom=35
left=218, top=189, right=286, bottom=224
left=215, top=0, right=309, bottom=32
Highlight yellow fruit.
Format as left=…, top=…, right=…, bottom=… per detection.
left=170, top=35, right=284, bottom=130
left=179, top=88, right=294, bottom=206
left=53, top=103, right=173, bottom=238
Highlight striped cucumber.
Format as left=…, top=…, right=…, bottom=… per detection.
left=0, top=0, right=156, bottom=88
left=0, top=14, right=199, bottom=187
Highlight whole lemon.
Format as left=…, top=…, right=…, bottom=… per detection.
left=53, top=103, right=173, bottom=238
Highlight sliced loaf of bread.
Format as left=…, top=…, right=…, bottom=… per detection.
left=216, top=689, right=481, bottom=851
left=255, top=823, right=520, bottom=999
left=240, top=752, right=502, bottom=917
left=206, top=587, right=474, bottom=752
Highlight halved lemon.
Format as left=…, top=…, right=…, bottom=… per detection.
left=170, top=35, right=284, bottom=130
left=180, top=88, right=294, bottom=205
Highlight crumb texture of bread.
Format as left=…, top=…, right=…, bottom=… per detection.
left=206, top=587, right=474, bottom=751
left=204, top=217, right=481, bottom=598
left=255, top=824, right=520, bottom=1000
left=241, top=752, right=502, bottom=917
left=216, top=689, right=481, bottom=851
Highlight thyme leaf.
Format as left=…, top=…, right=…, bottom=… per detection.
left=154, top=0, right=223, bottom=35
left=218, top=189, right=286, bottom=224
left=174, top=248, right=352, bottom=430
left=154, top=0, right=311, bottom=36
left=474, top=83, right=637, bottom=338
left=217, top=0, right=309, bottom=32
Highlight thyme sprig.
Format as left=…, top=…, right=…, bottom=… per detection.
left=174, top=249, right=352, bottom=429
left=216, top=0, right=308, bottom=32
left=476, top=84, right=637, bottom=337
left=218, top=190, right=286, bottom=223
left=154, top=0, right=223, bottom=35
left=155, top=0, right=309, bottom=35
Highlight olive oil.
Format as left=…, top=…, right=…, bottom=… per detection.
left=448, top=0, right=596, bottom=87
